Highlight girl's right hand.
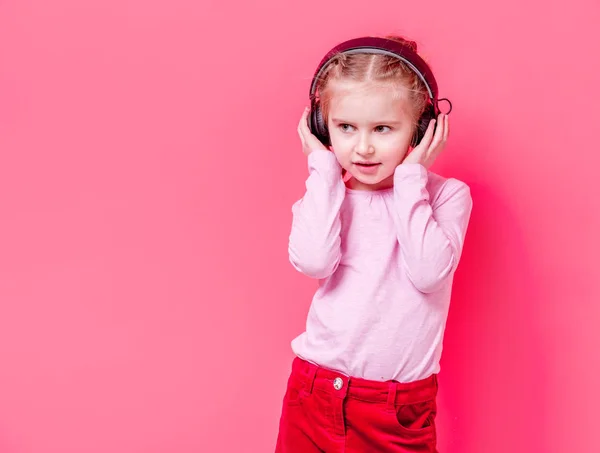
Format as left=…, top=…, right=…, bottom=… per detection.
left=402, top=113, right=448, bottom=169
left=298, top=107, right=329, bottom=157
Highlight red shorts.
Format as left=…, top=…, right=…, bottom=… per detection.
left=275, top=357, right=439, bottom=453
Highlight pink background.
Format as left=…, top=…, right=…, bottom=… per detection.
left=1, top=0, right=599, bottom=452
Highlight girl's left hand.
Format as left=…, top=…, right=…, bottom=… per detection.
left=402, top=113, right=449, bottom=169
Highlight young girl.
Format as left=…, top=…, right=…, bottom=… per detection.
left=276, top=35, right=472, bottom=453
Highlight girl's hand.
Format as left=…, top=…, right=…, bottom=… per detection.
left=402, top=113, right=449, bottom=169
left=298, top=107, right=329, bottom=157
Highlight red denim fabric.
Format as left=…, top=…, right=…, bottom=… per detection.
left=276, top=358, right=438, bottom=453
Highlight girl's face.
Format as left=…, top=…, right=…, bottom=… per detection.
left=326, top=80, right=416, bottom=191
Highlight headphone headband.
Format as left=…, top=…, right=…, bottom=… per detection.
left=307, top=36, right=452, bottom=147
left=309, top=36, right=448, bottom=115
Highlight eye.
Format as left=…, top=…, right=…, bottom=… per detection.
left=339, top=124, right=355, bottom=133
left=374, top=125, right=392, bottom=133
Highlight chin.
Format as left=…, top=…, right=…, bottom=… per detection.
left=352, top=173, right=384, bottom=184
left=348, top=170, right=394, bottom=190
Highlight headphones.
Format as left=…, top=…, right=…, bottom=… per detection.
left=308, top=36, right=452, bottom=148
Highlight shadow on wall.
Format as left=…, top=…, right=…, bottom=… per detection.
left=436, top=113, right=549, bottom=453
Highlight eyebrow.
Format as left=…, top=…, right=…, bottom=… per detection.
left=330, top=118, right=403, bottom=125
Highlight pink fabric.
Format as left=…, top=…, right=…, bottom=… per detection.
left=288, top=150, right=473, bottom=382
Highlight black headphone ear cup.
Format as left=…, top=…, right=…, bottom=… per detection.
left=411, top=104, right=436, bottom=147
left=310, top=102, right=330, bottom=147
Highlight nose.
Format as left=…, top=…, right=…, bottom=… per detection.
left=354, top=132, right=374, bottom=156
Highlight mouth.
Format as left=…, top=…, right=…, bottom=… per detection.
left=353, top=161, right=381, bottom=175
left=354, top=162, right=380, bottom=167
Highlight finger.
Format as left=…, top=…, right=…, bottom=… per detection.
left=298, top=108, right=306, bottom=128
left=300, top=107, right=311, bottom=133
left=297, top=127, right=306, bottom=147
left=297, top=120, right=306, bottom=146
left=443, top=114, right=449, bottom=142
left=418, top=118, right=436, bottom=150
left=406, top=119, right=435, bottom=165
left=298, top=108, right=309, bottom=139
left=438, top=114, right=448, bottom=147
left=429, top=114, right=445, bottom=151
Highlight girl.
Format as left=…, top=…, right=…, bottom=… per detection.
left=276, top=35, right=472, bottom=453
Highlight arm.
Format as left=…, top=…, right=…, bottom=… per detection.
left=288, top=150, right=346, bottom=279
left=392, top=163, right=473, bottom=293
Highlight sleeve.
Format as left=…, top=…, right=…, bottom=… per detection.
left=392, top=163, right=473, bottom=293
left=288, top=150, right=346, bottom=279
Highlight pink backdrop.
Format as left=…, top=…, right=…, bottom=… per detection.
left=1, top=1, right=599, bottom=452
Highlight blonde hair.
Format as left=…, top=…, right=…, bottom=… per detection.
left=314, top=35, right=430, bottom=130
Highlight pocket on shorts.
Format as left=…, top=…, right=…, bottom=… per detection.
left=390, top=399, right=437, bottom=436
left=283, top=374, right=306, bottom=407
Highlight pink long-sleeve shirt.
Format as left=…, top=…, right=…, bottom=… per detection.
left=288, top=150, right=473, bottom=383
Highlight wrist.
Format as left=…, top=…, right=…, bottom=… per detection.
left=394, top=163, right=428, bottom=185
left=308, top=149, right=342, bottom=173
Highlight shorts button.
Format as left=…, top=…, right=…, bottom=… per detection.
left=333, top=377, right=343, bottom=390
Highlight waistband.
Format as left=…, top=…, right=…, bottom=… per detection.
left=291, top=357, right=438, bottom=407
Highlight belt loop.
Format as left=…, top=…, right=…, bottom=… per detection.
left=305, top=363, right=317, bottom=395
left=386, top=382, right=397, bottom=411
